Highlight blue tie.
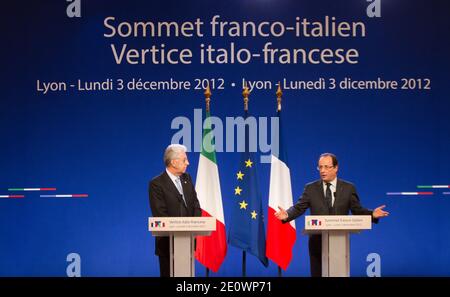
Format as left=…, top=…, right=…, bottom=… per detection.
left=175, top=177, right=187, bottom=207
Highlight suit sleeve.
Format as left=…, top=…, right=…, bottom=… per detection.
left=349, top=184, right=379, bottom=224
left=149, top=180, right=169, bottom=217
left=187, top=174, right=202, bottom=217
left=284, top=185, right=311, bottom=222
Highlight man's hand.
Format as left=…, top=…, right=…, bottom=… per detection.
left=275, top=206, right=289, bottom=221
left=372, top=205, right=389, bottom=219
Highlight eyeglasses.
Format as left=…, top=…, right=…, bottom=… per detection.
left=317, top=165, right=335, bottom=171
left=175, top=158, right=189, bottom=164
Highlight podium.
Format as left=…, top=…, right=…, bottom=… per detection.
left=148, top=217, right=215, bottom=277
left=303, top=215, right=372, bottom=277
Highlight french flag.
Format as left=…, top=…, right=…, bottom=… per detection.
left=266, top=92, right=296, bottom=271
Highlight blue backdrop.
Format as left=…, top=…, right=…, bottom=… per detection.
left=1, top=0, right=449, bottom=276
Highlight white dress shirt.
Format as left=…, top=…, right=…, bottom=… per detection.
left=166, top=169, right=181, bottom=191
left=166, top=169, right=186, bottom=206
left=322, top=177, right=337, bottom=207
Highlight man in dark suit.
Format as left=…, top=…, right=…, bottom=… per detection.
left=149, top=144, right=202, bottom=277
left=275, top=153, right=389, bottom=277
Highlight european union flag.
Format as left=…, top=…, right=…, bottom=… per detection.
left=228, top=111, right=269, bottom=268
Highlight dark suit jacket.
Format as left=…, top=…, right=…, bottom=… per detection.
left=148, top=171, right=202, bottom=256
left=285, top=179, right=378, bottom=223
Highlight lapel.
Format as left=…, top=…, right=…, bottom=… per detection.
left=316, top=180, right=327, bottom=208
left=335, top=178, right=344, bottom=207
left=162, top=171, right=188, bottom=208
left=180, top=174, right=189, bottom=205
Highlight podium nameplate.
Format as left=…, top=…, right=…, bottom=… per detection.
left=149, top=217, right=215, bottom=235
left=305, top=215, right=371, bottom=231
left=148, top=217, right=216, bottom=277
left=303, top=215, right=372, bottom=277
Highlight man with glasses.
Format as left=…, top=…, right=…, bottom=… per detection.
left=149, top=144, right=202, bottom=277
left=275, top=152, right=389, bottom=277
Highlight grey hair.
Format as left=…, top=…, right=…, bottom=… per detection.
left=164, top=144, right=187, bottom=167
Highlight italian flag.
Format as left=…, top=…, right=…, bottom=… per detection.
left=194, top=110, right=227, bottom=272
left=266, top=114, right=296, bottom=270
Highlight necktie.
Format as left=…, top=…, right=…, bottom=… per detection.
left=325, top=182, right=333, bottom=211
left=175, top=177, right=187, bottom=207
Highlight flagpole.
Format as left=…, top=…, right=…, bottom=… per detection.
left=205, top=84, right=211, bottom=112
left=204, top=84, right=211, bottom=278
left=276, top=82, right=282, bottom=113
left=242, top=251, right=247, bottom=277
left=243, top=83, right=249, bottom=112
left=277, top=83, right=283, bottom=278
left=242, top=84, right=250, bottom=277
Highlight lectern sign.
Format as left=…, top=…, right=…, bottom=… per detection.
left=303, top=215, right=372, bottom=277
left=148, top=217, right=215, bottom=232
left=305, top=215, right=371, bottom=230
left=148, top=217, right=216, bottom=277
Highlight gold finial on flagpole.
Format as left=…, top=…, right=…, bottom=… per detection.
left=243, top=82, right=250, bottom=111
left=276, top=82, right=282, bottom=112
left=204, top=84, right=211, bottom=112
